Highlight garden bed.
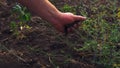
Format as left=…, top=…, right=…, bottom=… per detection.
left=0, top=0, right=119, bottom=68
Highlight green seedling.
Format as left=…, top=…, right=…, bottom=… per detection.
left=12, top=4, right=31, bottom=22
left=60, top=4, right=76, bottom=14
left=10, top=4, right=31, bottom=39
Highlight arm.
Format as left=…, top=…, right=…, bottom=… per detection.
left=18, top=0, right=86, bottom=33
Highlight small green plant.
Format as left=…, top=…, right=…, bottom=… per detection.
left=60, top=4, right=76, bottom=14
left=10, top=4, right=31, bottom=39
left=69, top=0, right=120, bottom=67
left=80, top=18, right=120, bottom=66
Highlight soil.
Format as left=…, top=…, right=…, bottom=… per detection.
left=0, top=0, right=119, bottom=68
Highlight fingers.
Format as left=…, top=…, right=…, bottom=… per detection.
left=62, top=12, right=86, bottom=35
left=74, top=15, right=86, bottom=21
left=65, top=15, right=86, bottom=34
left=67, top=22, right=80, bottom=33
left=64, top=12, right=86, bottom=20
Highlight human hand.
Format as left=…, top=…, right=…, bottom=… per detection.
left=51, top=12, right=86, bottom=34
left=17, top=0, right=86, bottom=34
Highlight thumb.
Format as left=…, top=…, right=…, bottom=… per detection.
left=74, top=15, right=86, bottom=21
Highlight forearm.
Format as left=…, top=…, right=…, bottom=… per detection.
left=18, top=0, right=61, bottom=23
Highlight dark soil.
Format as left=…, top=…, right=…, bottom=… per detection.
left=0, top=0, right=119, bottom=68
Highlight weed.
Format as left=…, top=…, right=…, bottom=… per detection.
left=10, top=4, right=31, bottom=39
left=60, top=4, right=76, bottom=14
left=72, top=0, right=120, bottom=67
left=58, top=0, right=120, bottom=68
